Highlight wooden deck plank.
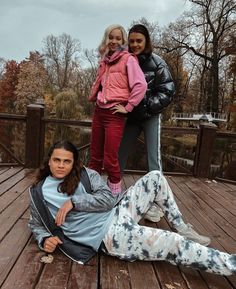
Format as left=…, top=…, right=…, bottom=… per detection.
left=0, top=219, right=31, bottom=288
left=221, top=182, right=236, bottom=193
left=100, top=255, right=131, bottom=289
left=0, top=189, right=29, bottom=242
left=0, top=168, right=31, bottom=197
left=204, top=179, right=236, bottom=205
left=68, top=256, right=98, bottom=289
left=128, top=262, right=160, bottom=289
left=168, top=176, right=236, bottom=252
left=199, top=271, right=234, bottom=289
left=0, top=169, right=36, bottom=213
left=0, top=169, right=236, bottom=289
left=1, top=238, right=44, bottom=289
left=185, top=177, right=236, bottom=224
left=35, top=253, right=72, bottom=289
left=0, top=167, right=23, bottom=185
left=0, top=167, right=10, bottom=175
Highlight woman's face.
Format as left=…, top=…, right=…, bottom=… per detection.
left=129, top=32, right=146, bottom=55
left=48, top=148, right=74, bottom=179
left=107, top=28, right=123, bottom=54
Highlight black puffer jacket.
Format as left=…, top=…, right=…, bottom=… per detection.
left=128, top=53, right=175, bottom=121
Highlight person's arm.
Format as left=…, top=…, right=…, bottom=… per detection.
left=71, top=168, right=118, bottom=212
left=88, top=61, right=105, bottom=102
left=124, top=55, right=147, bottom=112
left=28, top=200, right=52, bottom=250
left=147, top=56, right=175, bottom=114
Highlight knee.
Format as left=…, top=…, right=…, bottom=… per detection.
left=145, top=170, right=162, bottom=179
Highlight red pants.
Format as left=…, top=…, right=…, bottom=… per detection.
left=89, top=106, right=126, bottom=183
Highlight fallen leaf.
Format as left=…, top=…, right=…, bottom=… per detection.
left=119, top=269, right=128, bottom=275
left=165, top=284, right=175, bottom=289
left=40, top=254, right=54, bottom=263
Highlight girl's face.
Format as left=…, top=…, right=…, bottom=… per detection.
left=107, top=28, right=123, bottom=54
left=48, top=148, right=74, bottom=179
left=129, top=32, right=146, bottom=55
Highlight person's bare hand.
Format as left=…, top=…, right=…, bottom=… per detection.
left=111, top=104, right=128, bottom=114
left=55, top=199, right=73, bottom=226
left=43, top=236, right=63, bottom=253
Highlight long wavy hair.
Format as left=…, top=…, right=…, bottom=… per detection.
left=98, top=24, right=128, bottom=57
left=128, top=24, right=153, bottom=55
left=35, top=140, right=83, bottom=196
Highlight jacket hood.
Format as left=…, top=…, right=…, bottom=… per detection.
left=103, top=46, right=129, bottom=64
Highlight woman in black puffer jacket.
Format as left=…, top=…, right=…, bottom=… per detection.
left=119, top=24, right=175, bottom=173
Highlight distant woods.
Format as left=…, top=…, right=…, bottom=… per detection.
left=0, top=34, right=97, bottom=118
left=0, top=0, right=235, bottom=129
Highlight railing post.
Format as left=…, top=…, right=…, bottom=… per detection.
left=25, top=104, right=45, bottom=168
left=193, top=122, right=217, bottom=178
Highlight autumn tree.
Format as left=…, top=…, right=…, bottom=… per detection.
left=0, top=60, right=20, bottom=112
left=129, top=17, right=161, bottom=44
left=54, top=89, right=84, bottom=140
left=0, top=58, right=6, bottom=79
left=0, top=60, right=21, bottom=163
left=55, top=89, right=83, bottom=119
left=15, top=51, right=47, bottom=113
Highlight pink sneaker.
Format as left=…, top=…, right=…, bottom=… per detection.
left=107, top=180, right=122, bottom=195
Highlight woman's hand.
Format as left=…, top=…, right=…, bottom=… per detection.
left=43, top=236, right=63, bottom=253
left=55, top=199, right=73, bottom=226
left=111, top=104, right=128, bottom=114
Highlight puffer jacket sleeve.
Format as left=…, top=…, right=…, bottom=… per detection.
left=147, top=55, right=175, bottom=114
left=28, top=199, right=51, bottom=250
left=71, top=168, right=120, bottom=212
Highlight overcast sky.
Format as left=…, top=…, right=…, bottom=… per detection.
left=0, top=0, right=189, bottom=63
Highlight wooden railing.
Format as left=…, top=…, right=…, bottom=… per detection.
left=0, top=103, right=236, bottom=181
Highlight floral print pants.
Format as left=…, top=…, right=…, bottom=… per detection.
left=103, top=171, right=236, bottom=276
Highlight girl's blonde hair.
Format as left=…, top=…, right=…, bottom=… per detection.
left=98, top=24, right=128, bottom=57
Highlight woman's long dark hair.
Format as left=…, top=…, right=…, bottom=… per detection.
left=35, top=140, right=83, bottom=196
left=128, top=24, right=153, bottom=55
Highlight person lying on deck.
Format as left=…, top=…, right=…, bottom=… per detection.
left=28, top=140, right=236, bottom=276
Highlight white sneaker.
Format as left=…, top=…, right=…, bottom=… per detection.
left=176, top=223, right=211, bottom=246
left=144, top=203, right=164, bottom=222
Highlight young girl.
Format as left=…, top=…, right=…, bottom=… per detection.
left=119, top=24, right=175, bottom=221
left=88, top=24, right=147, bottom=195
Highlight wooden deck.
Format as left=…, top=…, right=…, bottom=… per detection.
left=0, top=167, right=236, bottom=289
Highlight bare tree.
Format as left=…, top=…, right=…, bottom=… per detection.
left=0, top=57, right=6, bottom=79
left=129, top=17, right=161, bottom=44
left=168, top=0, right=236, bottom=112
left=43, top=33, right=81, bottom=90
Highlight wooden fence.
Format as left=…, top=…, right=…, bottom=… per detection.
left=0, top=103, right=236, bottom=180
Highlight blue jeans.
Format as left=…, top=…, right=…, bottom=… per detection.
left=119, top=115, right=162, bottom=173
left=103, top=171, right=236, bottom=275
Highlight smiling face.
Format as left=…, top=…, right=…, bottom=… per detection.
left=107, top=28, right=123, bottom=54
left=48, top=148, right=74, bottom=179
left=128, top=32, right=146, bottom=55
